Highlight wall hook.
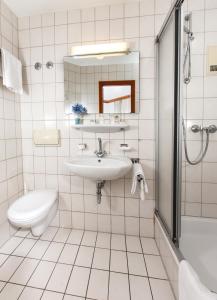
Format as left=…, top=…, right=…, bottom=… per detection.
left=34, top=62, right=42, bottom=70
left=46, top=61, right=54, bottom=69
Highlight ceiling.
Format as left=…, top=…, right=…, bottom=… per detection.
left=5, top=0, right=139, bottom=17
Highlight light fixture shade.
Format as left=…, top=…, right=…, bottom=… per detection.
left=71, top=42, right=129, bottom=57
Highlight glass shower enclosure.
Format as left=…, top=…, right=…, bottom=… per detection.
left=156, top=0, right=217, bottom=293
left=155, top=0, right=183, bottom=244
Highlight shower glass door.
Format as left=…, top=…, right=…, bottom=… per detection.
left=156, top=2, right=183, bottom=242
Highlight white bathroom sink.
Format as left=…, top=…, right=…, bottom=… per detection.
left=65, top=155, right=132, bottom=180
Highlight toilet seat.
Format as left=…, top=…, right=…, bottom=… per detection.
left=8, top=190, right=57, bottom=227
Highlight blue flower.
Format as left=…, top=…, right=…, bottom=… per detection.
left=72, top=104, right=87, bottom=115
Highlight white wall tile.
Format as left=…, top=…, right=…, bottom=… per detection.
left=55, top=25, right=67, bottom=44
left=30, top=15, right=41, bottom=28
left=110, top=19, right=124, bottom=40
left=95, top=6, right=109, bottom=20
left=68, top=9, right=81, bottom=23
left=82, top=8, right=95, bottom=22
left=125, top=2, right=140, bottom=17
left=42, top=13, right=54, bottom=27
left=110, top=4, right=124, bottom=19
left=125, top=17, right=140, bottom=38
left=68, top=23, right=81, bottom=43
left=55, top=11, right=67, bottom=25
left=82, top=22, right=95, bottom=42
left=96, top=20, right=109, bottom=41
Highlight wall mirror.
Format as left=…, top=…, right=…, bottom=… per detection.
left=64, top=52, right=139, bottom=114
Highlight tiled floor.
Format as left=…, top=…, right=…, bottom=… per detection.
left=0, top=227, right=175, bottom=300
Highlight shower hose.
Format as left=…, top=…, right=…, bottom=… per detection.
left=182, top=120, right=210, bottom=165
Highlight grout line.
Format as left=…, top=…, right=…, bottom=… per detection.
left=63, top=230, right=85, bottom=295
left=125, top=234, right=132, bottom=300
left=107, top=233, right=111, bottom=300
left=41, top=234, right=71, bottom=294
left=139, top=234, right=154, bottom=300
left=85, top=231, right=98, bottom=299
left=21, top=227, right=61, bottom=296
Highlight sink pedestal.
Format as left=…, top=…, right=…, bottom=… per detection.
left=96, top=180, right=105, bottom=204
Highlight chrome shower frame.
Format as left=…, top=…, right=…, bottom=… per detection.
left=155, top=0, right=184, bottom=246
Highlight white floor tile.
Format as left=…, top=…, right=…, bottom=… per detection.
left=111, top=234, right=126, bottom=251
left=0, top=282, right=5, bottom=292
left=141, top=238, right=159, bottom=255
left=19, top=287, right=43, bottom=300
left=0, top=230, right=174, bottom=300
left=0, top=256, right=23, bottom=281
left=145, top=255, right=167, bottom=279
left=96, top=232, right=111, bottom=249
left=126, top=236, right=142, bottom=253
left=41, top=290, right=64, bottom=300
left=58, top=244, right=78, bottom=265
left=27, top=260, right=55, bottom=289
left=81, top=231, right=97, bottom=247
left=43, top=242, right=64, bottom=262
left=53, top=228, right=71, bottom=243
left=13, top=238, right=36, bottom=257
left=0, top=237, right=23, bottom=254
left=27, top=232, right=39, bottom=240
left=67, top=230, right=84, bottom=245
left=64, top=295, right=84, bottom=300
left=150, top=278, right=175, bottom=300
left=130, top=275, right=152, bottom=300
left=0, top=283, right=23, bottom=300
left=110, top=250, right=128, bottom=273
left=87, top=269, right=109, bottom=300
left=10, top=258, right=39, bottom=285
left=47, top=263, right=72, bottom=293
left=27, top=240, right=50, bottom=259
left=0, top=254, right=8, bottom=266
left=92, top=248, right=110, bottom=270
left=40, top=227, right=58, bottom=241
left=15, top=229, right=30, bottom=238
left=109, top=272, right=130, bottom=300
left=66, top=266, right=90, bottom=297
left=75, top=246, right=94, bottom=268
left=127, top=252, right=147, bottom=276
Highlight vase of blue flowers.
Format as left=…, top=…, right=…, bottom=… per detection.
left=72, top=104, right=87, bottom=124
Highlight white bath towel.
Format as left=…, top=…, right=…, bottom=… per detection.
left=179, top=260, right=217, bottom=300
left=0, top=48, right=23, bottom=94
left=131, top=163, right=148, bottom=201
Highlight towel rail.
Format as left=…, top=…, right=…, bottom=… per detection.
left=131, top=158, right=139, bottom=164
left=137, top=174, right=143, bottom=182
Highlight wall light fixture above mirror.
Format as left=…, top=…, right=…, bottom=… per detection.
left=64, top=43, right=139, bottom=115
left=71, top=42, right=129, bottom=58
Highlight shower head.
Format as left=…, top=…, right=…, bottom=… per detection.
left=184, top=12, right=194, bottom=40
left=184, top=13, right=192, bottom=21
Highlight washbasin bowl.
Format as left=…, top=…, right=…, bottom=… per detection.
left=65, top=155, right=132, bottom=180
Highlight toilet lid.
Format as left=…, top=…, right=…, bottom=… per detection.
left=8, top=190, right=57, bottom=222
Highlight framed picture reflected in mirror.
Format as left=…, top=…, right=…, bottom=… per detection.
left=99, top=80, right=135, bottom=114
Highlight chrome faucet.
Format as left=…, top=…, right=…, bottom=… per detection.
left=95, top=138, right=107, bottom=158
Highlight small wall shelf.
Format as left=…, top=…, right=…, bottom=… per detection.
left=72, top=123, right=129, bottom=133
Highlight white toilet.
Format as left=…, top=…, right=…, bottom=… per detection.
left=7, top=190, right=58, bottom=236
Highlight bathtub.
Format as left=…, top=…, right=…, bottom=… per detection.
left=180, top=216, right=217, bottom=293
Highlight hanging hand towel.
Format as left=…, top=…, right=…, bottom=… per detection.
left=131, top=163, right=148, bottom=201
left=179, top=260, right=217, bottom=300
left=1, top=48, right=23, bottom=94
